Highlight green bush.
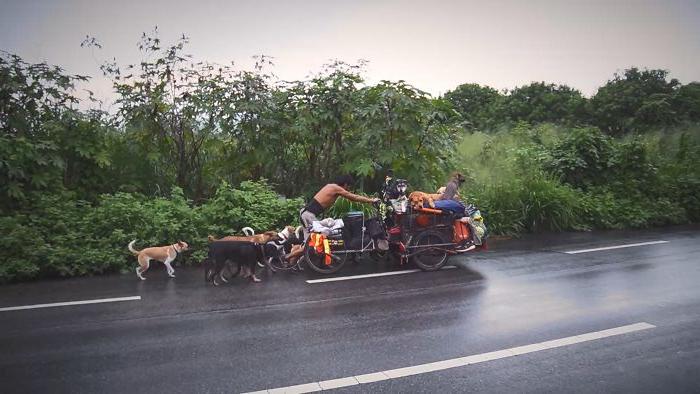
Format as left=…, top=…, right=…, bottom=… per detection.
left=325, top=195, right=376, bottom=218
left=467, top=172, right=586, bottom=236
left=198, top=180, right=303, bottom=236
left=0, top=180, right=304, bottom=283
left=457, top=123, right=699, bottom=236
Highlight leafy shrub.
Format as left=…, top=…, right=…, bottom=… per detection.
left=457, top=124, right=699, bottom=236
left=198, top=180, right=303, bottom=236
left=545, top=127, right=616, bottom=190
left=467, top=172, right=586, bottom=236
left=0, top=180, right=303, bottom=283
left=325, top=196, right=376, bottom=219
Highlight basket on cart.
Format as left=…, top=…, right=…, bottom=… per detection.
left=396, top=206, right=454, bottom=242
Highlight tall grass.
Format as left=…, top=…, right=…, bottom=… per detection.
left=453, top=123, right=700, bottom=235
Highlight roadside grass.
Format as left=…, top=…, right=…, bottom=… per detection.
left=454, top=123, right=700, bottom=236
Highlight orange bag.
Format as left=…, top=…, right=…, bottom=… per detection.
left=309, top=234, right=332, bottom=265
left=453, top=220, right=471, bottom=243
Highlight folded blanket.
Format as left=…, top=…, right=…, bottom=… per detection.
left=433, top=199, right=466, bottom=215
left=311, top=218, right=344, bottom=235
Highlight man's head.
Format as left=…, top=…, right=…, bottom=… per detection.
left=334, top=174, right=354, bottom=189
left=452, top=172, right=466, bottom=185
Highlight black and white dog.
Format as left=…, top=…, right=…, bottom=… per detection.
left=264, top=226, right=305, bottom=271
left=204, top=226, right=304, bottom=285
left=382, top=177, right=408, bottom=201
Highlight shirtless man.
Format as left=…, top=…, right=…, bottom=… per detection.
left=286, top=174, right=379, bottom=262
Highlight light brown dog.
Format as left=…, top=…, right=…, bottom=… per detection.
left=284, top=244, right=305, bottom=266
left=409, top=191, right=442, bottom=210
left=128, top=240, right=189, bottom=280
left=207, top=231, right=281, bottom=244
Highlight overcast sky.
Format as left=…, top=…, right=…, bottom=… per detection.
left=1, top=0, right=699, bottom=105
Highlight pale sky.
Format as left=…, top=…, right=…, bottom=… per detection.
left=1, top=0, right=699, bottom=106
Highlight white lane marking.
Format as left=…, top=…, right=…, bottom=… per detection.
left=318, top=376, right=359, bottom=390
left=563, top=240, right=669, bottom=254
left=267, top=382, right=321, bottom=393
left=306, top=266, right=458, bottom=284
left=0, top=296, right=142, bottom=312
left=242, top=322, right=655, bottom=394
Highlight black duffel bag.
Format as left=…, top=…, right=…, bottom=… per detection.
left=343, top=212, right=365, bottom=250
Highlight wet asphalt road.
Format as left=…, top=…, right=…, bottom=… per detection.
left=1, top=225, right=699, bottom=393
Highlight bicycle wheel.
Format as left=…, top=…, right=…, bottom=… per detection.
left=304, top=244, right=348, bottom=274
left=268, top=255, right=299, bottom=272
left=409, top=230, right=449, bottom=271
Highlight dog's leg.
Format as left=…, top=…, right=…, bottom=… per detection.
left=250, top=262, right=262, bottom=283
left=135, top=266, right=143, bottom=280
left=203, top=258, right=215, bottom=282
left=238, top=261, right=251, bottom=278
left=164, top=257, right=176, bottom=278
left=219, top=261, right=229, bottom=283
left=252, top=254, right=266, bottom=282
left=136, top=256, right=149, bottom=280
left=231, top=260, right=241, bottom=277
left=212, top=258, right=226, bottom=286
left=221, top=259, right=240, bottom=283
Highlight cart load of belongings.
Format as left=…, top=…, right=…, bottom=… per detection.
left=428, top=200, right=488, bottom=247
left=308, top=218, right=344, bottom=266
left=309, top=215, right=386, bottom=265
left=341, top=212, right=387, bottom=250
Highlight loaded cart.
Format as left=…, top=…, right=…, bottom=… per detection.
left=304, top=179, right=487, bottom=274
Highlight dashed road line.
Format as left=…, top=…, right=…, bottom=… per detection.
left=563, top=240, right=669, bottom=254
left=306, top=266, right=458, bottom=284
left=0, top=296, right=142, bottom=312
left=242, top=322, right=656, bottom=393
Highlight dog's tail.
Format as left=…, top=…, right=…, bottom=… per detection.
left=207, top=235, right=217, bottom=243
left=242, top=227, right=255, bottom=236
left=128, top=240, right=140, bottom=255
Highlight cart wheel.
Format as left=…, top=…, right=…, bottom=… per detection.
left=410, top=230, right=449, bottom=271
left=305, top=244, right=347, bottom=274
left=269, top=252, right=302, bottom=272
left=267, top=256, right=283, bottom=272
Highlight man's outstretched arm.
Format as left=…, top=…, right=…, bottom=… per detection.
left=336, top=186, right=377, bottom=204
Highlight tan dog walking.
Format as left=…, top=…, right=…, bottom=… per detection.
left=128, top=240, right=189, bottom=280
